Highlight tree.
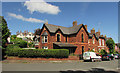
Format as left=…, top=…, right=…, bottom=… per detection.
left=19, top=40, right=27, bottom=48
left=34, top=28, right=41, bottom=35
left=100, top=49, right=107, bottom=55
left=11, top=35, right=16, bottom=39
left=10, top=37, right=27, bottom=48
left=1, top=16, right=10, bottom=48
left=106, top=38, right=115, bottom=54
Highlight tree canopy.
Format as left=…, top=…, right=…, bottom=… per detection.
left=34, top=28, right=41, bottom=35
left=106, top=38, right=115, bottom=54
left=1, top=16, right=10, bottom=48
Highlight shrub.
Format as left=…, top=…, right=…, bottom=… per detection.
left=100, top=49, right=107, bottom=55
left=89, top=49, right=94, bottom=52
left=28, top=42, right=34, bottom=48
left=10, top=37, right=27, bottom=48
left=6, top=48, right=22, bottom=56
left=19, top=40, right=27, bottom=48
left=6, top=45, right=21, bottom=56
left=6, top=49, right=69, bottom=58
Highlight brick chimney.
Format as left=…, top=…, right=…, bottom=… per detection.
left=84, top=25, right=87, bottom=30
left=45, top=21, right=48, bottom=24
left=104, top=35, right=107, bottom=38
left=96, top=29, right=100, bottom=36
left=73, top=21, right=77, bottom=26
left=91, top=28, right=95, bottom=34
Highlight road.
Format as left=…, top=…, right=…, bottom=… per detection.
left=2, top=59, right=119, bottom=72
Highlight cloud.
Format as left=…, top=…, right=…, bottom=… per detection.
left=24, top=0, right=61, bottom=15
left=8, top=12, right=46, bottom=23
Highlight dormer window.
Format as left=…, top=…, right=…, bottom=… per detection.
left=57, top=34, right=61, bottom=42
left=41, top=31, right=48, bottom=43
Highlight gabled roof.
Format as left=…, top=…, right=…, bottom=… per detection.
left=89, top=33, right=98, bottom=40
left=89, top=33, right=106, bottom=40
left=43, top=24, right=86, bottom=35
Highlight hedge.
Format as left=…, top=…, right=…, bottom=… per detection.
left=6, top=49, right=69, bottom=58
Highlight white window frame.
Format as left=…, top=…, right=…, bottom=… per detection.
left=93, top=38, right=95, bottom=44
left=99, top=39, right=101, bottom=46
left=102, top=40, right=104, bottom=46
left=99, top=48, right=101, bottom=52
left=88, top=39, right=90, bottom=43
left=93, top=48, right=95, bottom=51
left=42, top=47, right=48, bottom=49
left=42, top=36, right=48, bottom=43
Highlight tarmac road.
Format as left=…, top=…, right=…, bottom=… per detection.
left=2, top=59, right=119, bottom=72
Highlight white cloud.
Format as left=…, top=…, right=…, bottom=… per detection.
left=8, top=12, right=46, bottom=23
left=24, top=0, right=61, bottom=15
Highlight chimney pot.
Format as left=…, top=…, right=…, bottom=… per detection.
left=73, top=21, right=77, bottom=26
left=91, top=28, right=95, bottom=34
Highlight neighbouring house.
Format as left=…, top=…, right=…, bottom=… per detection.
left=33, top=35, right=40, bottom=49
left=115, top=43, right=120, bottom=53
left=38, top=21, right=108, bottom=55
left=16, top=30, right=34, bottom=42
left=7, top=36, right=13, bottom=44
left=33, top=28, right=41, bottom=49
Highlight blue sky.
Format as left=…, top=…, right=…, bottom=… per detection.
left=2, top=2, right=118, bottom=43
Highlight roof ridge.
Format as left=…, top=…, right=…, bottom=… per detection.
left=45, top=24, right=68, bottom=28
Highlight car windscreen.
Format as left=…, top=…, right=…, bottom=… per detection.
left=83, top=53, right=90, bottom=56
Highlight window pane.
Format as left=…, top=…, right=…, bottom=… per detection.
left=99, top=39, right=101, bottom=46
left=45, top=47, right=48, bottom=49
left=57, top=34, right=60, bottom=42
left=45, top=36, right=47, bottom=42
left=102, top=40, right=104, bottom=46
left=82, top=34, right=84, bottom=43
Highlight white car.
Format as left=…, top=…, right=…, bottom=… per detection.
left=83, top=52, right=101, bottom=62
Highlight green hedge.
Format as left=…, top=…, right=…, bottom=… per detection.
left=6, top=49, right=69, bottom=58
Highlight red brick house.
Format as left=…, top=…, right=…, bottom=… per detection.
left=115, top=43, right=120, bottom=53
left=38, top=21, right=107, bottom=55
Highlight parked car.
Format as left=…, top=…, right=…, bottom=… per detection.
left=83, top=52, right=101, bottom=62
left=102, top=54, right=115, bottom=61
left=113, top=54, right=119, bottom=59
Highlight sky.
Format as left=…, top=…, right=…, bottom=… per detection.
left=2, top=1, right=118, bottom=43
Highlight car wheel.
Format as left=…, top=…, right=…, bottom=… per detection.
left=113, top=58, right=115, bottom=60
left=91, top=59, right=94, bottom=62
left=109, top=58, right=111, bottom=61
left=99, top=59, right=102, bottom=62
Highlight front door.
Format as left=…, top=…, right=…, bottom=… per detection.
left=82, top=46, right=84, bottom=56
